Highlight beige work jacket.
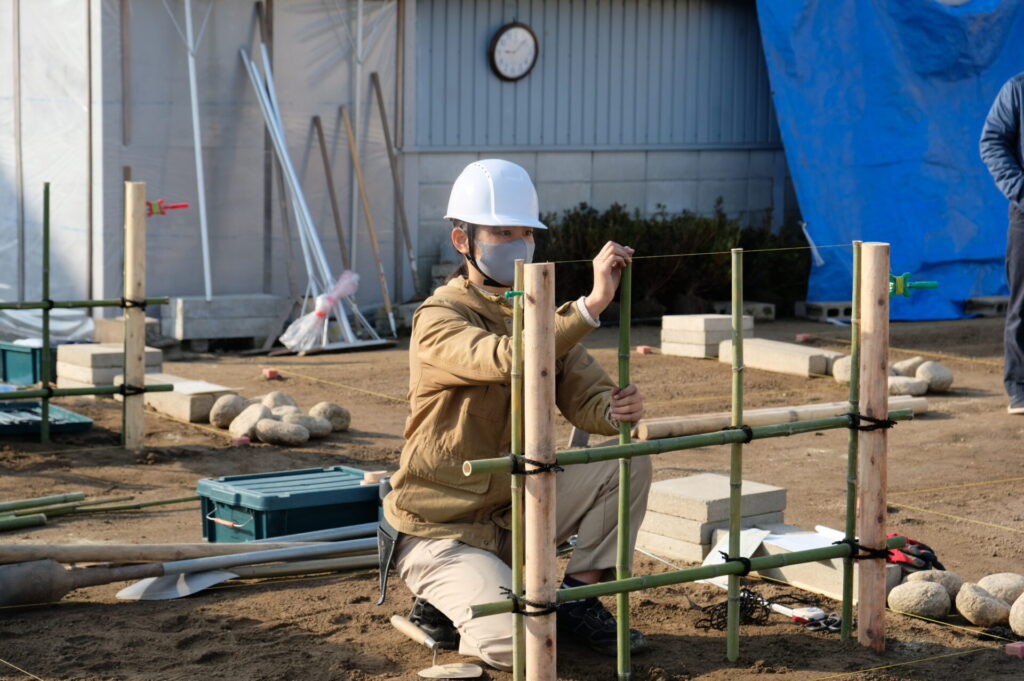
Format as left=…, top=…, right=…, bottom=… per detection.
left=382, top=277, right=620, bottom=552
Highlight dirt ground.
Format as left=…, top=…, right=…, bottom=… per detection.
left=0, top=316, right=1022, bottom=681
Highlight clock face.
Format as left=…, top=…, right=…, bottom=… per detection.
left=489, top=23, right=538, bottom=82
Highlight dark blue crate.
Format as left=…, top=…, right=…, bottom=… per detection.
left=196, top=466, right=380, bottom=543
left=0, top=402, right=94, bottom=435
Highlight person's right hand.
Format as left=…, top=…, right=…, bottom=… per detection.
left=583, top=241, right=634, bottom=319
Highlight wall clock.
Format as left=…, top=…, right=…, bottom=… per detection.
left=489, top=22, right=538, bottom=82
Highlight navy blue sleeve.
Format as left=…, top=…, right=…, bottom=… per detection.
left=980, top=78, right=1024, bottom=205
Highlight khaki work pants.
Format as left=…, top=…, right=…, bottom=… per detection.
left=394, top=455, right=652, bottom=671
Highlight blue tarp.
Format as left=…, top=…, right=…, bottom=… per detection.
left=755, top=0, right=1024, bottom=320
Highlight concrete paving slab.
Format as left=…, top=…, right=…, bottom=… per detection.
left=647, top=473, right=786, bottom=522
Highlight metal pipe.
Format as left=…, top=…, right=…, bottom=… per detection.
left=41, top=183, right=51, bottom=443
left=616, top=264, right=632, bottom=680
left=841, top=241, right=862, bottom=640
left=0, top=297, right=169, bottom=310
left=0, top=384, right=174, bottom=400
left=510, top=261, right=525, bottom=681
left=463, top=410, right=915, bottom=477
left=183, top=0, right=212, bottom=301
left=469, top=536, right=909, bottom=619
left=726, top=248, right=743, bottom=662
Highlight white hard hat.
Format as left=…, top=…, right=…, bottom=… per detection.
left=444, top=159, right=547, bottom=229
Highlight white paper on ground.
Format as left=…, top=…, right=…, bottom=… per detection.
left=762, top=532, right=832, bottom=553
left=698, top=528, right=770, bottom=589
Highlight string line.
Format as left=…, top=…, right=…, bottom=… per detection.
left=547, top=243, right=850, bottom=266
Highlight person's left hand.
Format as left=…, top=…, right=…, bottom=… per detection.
left=610, top=384, right=644, bottom=423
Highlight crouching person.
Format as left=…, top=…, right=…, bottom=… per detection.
left=381, top=159, right=651, bottom=670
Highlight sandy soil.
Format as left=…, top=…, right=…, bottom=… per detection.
left=0, top=316, right=1021, bottom=681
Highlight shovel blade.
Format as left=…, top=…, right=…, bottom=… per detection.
left=116, top=570, right=239, bottom=601
left=417, top=663, right=483, bottom=679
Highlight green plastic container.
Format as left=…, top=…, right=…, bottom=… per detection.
left=0, top=402, right=93, bottom=435
left=196, top=466, right=380, bottom=543
left=0, top=343, right=57, bottom=386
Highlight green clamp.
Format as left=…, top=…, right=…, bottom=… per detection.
left=503, top=291, right=524, bottom=299
left=889, top=273, right=939, bottom=298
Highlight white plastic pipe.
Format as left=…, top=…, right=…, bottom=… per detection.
left=184, top=0, right=213, bottom=301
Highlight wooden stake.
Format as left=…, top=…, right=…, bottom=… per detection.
left=122, top=181, right=146, bottom=449
left=312, top=114, right=350, bottom=270
left=857, top=242, right=890, bottom=651
left=340, top=105, right=396, bottom=337
left=523, top=262, right=556, bottom=681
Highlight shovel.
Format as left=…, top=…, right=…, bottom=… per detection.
left=0, top=537, right=376, bottom=606
left=391, top=614, right=482, bottom=679
left=117, top=553, right=378, bottom=600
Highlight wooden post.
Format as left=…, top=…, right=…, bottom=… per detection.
left=122, top=181, right=146, bottom=449
left=523, top=262, right=556, bottom=681
left=857, top=242, right=889, bottom=651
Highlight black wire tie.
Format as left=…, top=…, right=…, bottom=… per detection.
left=721, top=425, right=754, bottom=444
left=509, top=454, right=564, bottom=475
left=118, top=384, right=147, bottom=397
left=42, top=299, right=56, bottom=310
left=499, top=586, right=558, bottom=616
left=719, top=551, right=753, bottom=576
left=847, top=413, right=896, bottom=432
left=832, top=539, right=890, bottom=561
left=120, top=297, right=147, bottom=310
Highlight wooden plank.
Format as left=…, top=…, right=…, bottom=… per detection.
left=122, top=182, right=146, bottom=448
left=857, top=243, right=890, bottom=651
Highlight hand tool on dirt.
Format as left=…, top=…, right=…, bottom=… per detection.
left=118, top=553, right=378, bottom=601
left=341, top=105, right=397, bottom=337
left=391, top=615, right=483, bottom=679
left=0, top=537, right=376, bottom=606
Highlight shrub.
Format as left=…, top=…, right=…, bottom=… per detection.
left=535, top=202, right=809, bottom=318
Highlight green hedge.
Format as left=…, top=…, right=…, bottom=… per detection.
left=535, top=202, right=810, bottom=318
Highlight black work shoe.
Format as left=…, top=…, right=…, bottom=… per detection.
left=556, top=597, right=648, bottom=656
left=409, top=597, right=460, bottom=650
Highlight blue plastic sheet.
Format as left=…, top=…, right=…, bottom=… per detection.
left=756, top=0, right=1024, bottom=320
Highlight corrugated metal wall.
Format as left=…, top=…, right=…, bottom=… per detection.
left=414, top=0, right=778, bottom=149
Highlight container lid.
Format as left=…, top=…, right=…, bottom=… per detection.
left=196, top=466, right=379, bottom=511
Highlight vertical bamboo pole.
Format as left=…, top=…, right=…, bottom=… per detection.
left=841, top=241, right=862, bottom=640
left=40, top=183, right=51, bottom=443
left=616, top=264, right=632, bottom=681
left=511, top=260, right=526, bottom=681
left=523, top=262, right=556, bottom=681
left=122, top=182, right=146, bottom=449
left=726, top=247, right=744, bottom=662
left=857, top=242, right=889, bottom=651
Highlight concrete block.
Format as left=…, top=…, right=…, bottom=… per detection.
left=593, top=151, right=646, bottom=182
left=646, top=180, right=698, bottom=215
left=536, top=152, right=592, bottom=182
left=163, top=294, right=286, bottom=320
left=698, top=150, right=750, bottom=179
left=719, top=338, right=842, bottom=377
left=161, top=316, right=285, bottom=341
left=641, top=509, right=784, bottom=545
left=57, top=343, right=162, bottom=369
left=590, top=182, right=646, bottom=212
left=795, top=301, right=853, bottom=322
left=749, top=524, right=902, bottom=605
left=114, top=373, right=234, bottom=423
left=416, top=153, right=478, bottom=185
left=647, top=150, right=700, bottom=181
left=660, top=341, right=721, bottom=359
left=636, top=529, right=708, bottom=564
left=647, top=473, right=786, bottom=523
left=56, top=361, right=162, bottom=385
left=93, top=316, right=162, bottom=344
left=660, top=328, right=751, bottom=346
left=536, top=182, right=591, bottom=214
left=712, top=301, right=776, bottom=321
left=662, top=314, right=753, bottom=332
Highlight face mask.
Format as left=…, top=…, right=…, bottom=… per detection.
left=473, top=238, right=535, bottom=287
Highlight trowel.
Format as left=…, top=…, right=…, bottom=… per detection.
left=390, top=614, right=482, bottom=679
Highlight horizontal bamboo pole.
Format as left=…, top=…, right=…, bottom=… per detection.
left=0, top=297, right=168, bottom=310
left=0, top=493, right=85, bottom=513
left=0, top=384, right=175, bottom=400
left=0, top=541, right=335, bottom=564
left=464, top=409, right=915, bottom=477
left=68, top=496, right=199, bottom=514
left=635, top=396, right=928, bottom=441
left=470, top=535, right=908, bottom=619
left=228, top=553, right=378, bottom=579
left=12, top=496, right=134, bottom=517
left=0, top=514, right=47, bottom=532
